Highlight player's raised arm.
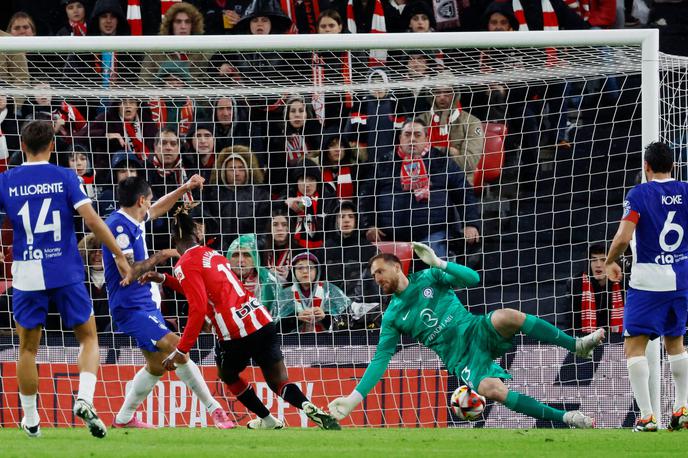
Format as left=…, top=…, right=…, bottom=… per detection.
left=77, top=203, right=133, bottom=285
left=125, top=248, right=179, bottom=281
left=328, top=323, right=401, bottom=420
left=412, top=242, right=480, bottom=288
left=148, top=174, right=205, bottom=221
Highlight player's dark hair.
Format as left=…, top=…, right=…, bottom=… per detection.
left=21, top=120, right=54, bottom=155
left=588, top=243, right=606, bottom=258
left=172, top=203, right=199, bottom=244
left=368, top=252, right=402, bottom=270
left=644, top=142, right=674, bottom=174
left=118, top=176, right=152, bottom=207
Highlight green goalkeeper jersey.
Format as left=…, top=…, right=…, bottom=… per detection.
left=354, top=262, right=482, bottom=398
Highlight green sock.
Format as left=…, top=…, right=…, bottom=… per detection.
left=504, top=391, right=566, bottom=422
left=521, top=314, right=576, bottom=352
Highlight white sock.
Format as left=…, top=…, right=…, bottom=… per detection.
left=77, top=372, right=97, bottom=404
left=115, top=368, right=161, bottom=424
left=175, top=359, right=221, bottom=412
left=19, top=393, right=39, bottom=427
left=627, top=356, right=654, bottom=418
left=669, top=352, right=688, bottom=412
left=261, top=414, right=278, bottom=426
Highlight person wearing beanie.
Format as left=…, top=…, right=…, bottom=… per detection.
left=56, top=0, right=91, bottom=36
left=401, top=0, right=436, bottom=32
left=275, top=251, right=351, bottom=333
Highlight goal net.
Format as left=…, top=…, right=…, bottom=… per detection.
left=0, top=31, right=680, bottom=429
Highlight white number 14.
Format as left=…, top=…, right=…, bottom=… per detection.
left=17, top=198, right=61, bottom=245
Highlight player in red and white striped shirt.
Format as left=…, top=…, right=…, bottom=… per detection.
left=143, top=207, right=340, bottom=430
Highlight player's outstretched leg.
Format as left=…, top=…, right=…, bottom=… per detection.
left=262, top=361, right=341, bottom=430
left=478, top=378, right=595, bottom=428
left=225, top=376, right=284, bottom=430
left=72, top=318, right=107, bottom=438
left=113, top=364, right=160, bottom=429
left=16, top=323, right=42, bottom=438
left=491, top=309, right=605, bottom=358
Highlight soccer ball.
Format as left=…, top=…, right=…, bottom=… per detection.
left=450, top=385, right=486, bottom=421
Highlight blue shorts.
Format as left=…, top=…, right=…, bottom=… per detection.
left=13, top=282, right=93, bottom=330
left=625, top=288, right=688, bottom=338
left=112, top=308, right=171, bottom=352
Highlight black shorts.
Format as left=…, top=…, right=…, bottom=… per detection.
left=215, top=322, right=284, bottom=378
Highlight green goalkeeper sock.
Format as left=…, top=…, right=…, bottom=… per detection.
left=504, top=391, right=565, bottom=422
left=520, top=314, right=576, bottom=352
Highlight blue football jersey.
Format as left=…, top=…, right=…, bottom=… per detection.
left=102, top=210, right=161, bottom=312
left=623, top=179, right=688, bottom=291
left=0, top=162, right=90, bottom=291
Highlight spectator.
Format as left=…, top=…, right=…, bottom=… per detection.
left=400, top=0, right=435, bottom=32
left=260, top=206, right=296, bottom=284
left=320, top=127, right=357, bottom=201
left=63, top=0, right=140, bottom=88
left=139, top=2, right=210, bottom=84
left=6, top=12, right=36, bottom=37
left=395, top=50, right=436, bottom=118
left=0, top=31, right=30, bottom=111
left=564, top=243, right=625, bottom=336
left=0, top=95, right=21, bottom=169
left=146, top=127, right=195, bottom=200
left=417, top=78, right=485, bottom=187
left=359, top=118, right=480, bottom=259
left=324, top=200, right=378, bottom=304
left=210, top=96, right=251, bottom=152
left=234, top=0, right=294, bottom=34
left=268, top=95, right=321, bottom=196
left=275, top=251, right=350, bottom=333
left=202, top=145, right=271, bottom=251
left=95, top=151, right=142, bottom=217
left=284, top=158, right=337, bottom=250
left=186, top=122, right=217, bottom=181
left=200, top=0, right=253, bottom=34
left=149, top=60, right=197, bottom=138
left=76, top=97, right=156, bottom=182
left=56, top=0, right=90, bottom=36
left=66, top=144, right=97, bottom=199
left=381, top=0, right=409, bottom=32
left=226, top=233, right=282, bottom=316
left=78, top=233, right=111, bottom=332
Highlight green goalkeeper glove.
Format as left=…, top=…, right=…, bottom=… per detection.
left=411, top=242, right=447, bottom=269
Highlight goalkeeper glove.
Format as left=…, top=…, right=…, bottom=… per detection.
left=328, top=391, right=363, bottom=420
left=411, top=242, right=447, bottom=269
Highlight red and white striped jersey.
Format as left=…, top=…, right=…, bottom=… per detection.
left=163, top=245, right=273, bottom=353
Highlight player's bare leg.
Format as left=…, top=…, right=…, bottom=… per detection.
left=625, top=334, right=657, bottom=431
left=664, top=335, right=688, bottom=431
left=15, top=322, right=42, bottom=438
left=477, top=377, right=594, bottom=428
left=261, top=360, right=340, bottom=430
left=72, top=317, right=107, bottom=438
left=490, top=308, right=605, bottom=358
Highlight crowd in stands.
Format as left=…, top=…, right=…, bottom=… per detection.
left=0, top=0, right=673, bottom=338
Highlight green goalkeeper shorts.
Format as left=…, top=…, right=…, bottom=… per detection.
left=452, top=311, right=513, bottom=391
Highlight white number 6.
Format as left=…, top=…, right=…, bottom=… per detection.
left=659, top=211, right=684, bottom=253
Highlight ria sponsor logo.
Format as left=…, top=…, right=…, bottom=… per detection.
left=22, top=245, right=44, bottom=260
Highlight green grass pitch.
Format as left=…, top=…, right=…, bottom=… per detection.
left=0, top=427, right=679, bottom=457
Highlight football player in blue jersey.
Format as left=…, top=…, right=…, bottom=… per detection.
left=0, top=120, right=133, bottom=438
left=606, top=141, right=688, bottom=432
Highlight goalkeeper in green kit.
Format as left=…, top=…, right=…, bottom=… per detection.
left=328, top=243, right=604, bottom=428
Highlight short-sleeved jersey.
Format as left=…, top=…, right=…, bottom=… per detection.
left=167, top=245, right=273, bottom=353
left=0, top=162, right=90, bottom=291
left=623, top=179, right=688, bottom=291
left=103, top=209, right=161, bottom=312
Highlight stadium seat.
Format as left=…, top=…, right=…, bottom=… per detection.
left=374, top=241, right=413, bottom=275
left=473, top=122, right=507, bottom=194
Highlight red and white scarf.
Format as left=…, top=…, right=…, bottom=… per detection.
left=346, top=0, right=387, bottom=65
left=149, top=97, right=194, bottom=137
left=322, top=165, right=353, bottom=199
left=565, top=0, right=590, bottom=20
left=151, top=154, right=193, bottom=201
left=581, top=272, right=623, bottom=333
left=427, top=101, right=463, bottom=151
left=396, top=145, right=430, bottom=202
left=53, top=101, right=87, bottom=143
left=292, top=282, right=326, bottom=332
left=512, top=0, right=559, bottom=65
left=312, top=51, right=354, bottom=122
left=286, top=132, right=308, bottom=164
left=127, top=0, right=143, bottom=35
left=293, top=191, right=323, bottom=249
left=69, top=20, right=87, bottom=36
left=123, top=116, right=150, bottom=160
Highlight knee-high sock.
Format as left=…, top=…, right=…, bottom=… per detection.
left=175, top=359, right=221, bottom=412
left=116, top=368, right=161, bottom=424
left=504, top=391, right=566, bottom=422
left=227, top=377, right=271, bottom=419
left=77, top=372, right=97, bottom=404
left=627, top=356, right=653, bottom=418
left=19, top=393, right=39, bottom=427
left=276, top=382, right=309, bottom=410
left=520, top=314, right=576, bottom=352
left=669, top=352, right=688, bottom=412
